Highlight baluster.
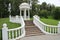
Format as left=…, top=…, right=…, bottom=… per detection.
left=54, top=27, right=56, bottom=34
left=51, top=27, right=52, bottom=33
left=21, top=28, right=23, bottom=34
left=9, top=31, right=11, bottom=40
left=54, top=27, right=55, bottom=34
left=47, top=27, right=48, bottom=32
left=48, top=27, right=50, bottom=33
left=55, top=27, right=57, bottom=33
left=12, top=30, right=14, bottom=39
left=16, top=30, right=17, bottom=38
left=19, top=29, right=20, bottom=36
left=44, top=26, right=45, bottom=31
left=50, top=27, right=51, bottom=33
left=43, top=24, right=44, bottom=30
left=53, top=27, right=54, bottom=34
left=46, top=26, right=47, bottom=32
left=45, top=26, right=46, bottom=31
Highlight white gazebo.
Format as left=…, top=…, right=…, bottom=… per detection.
left=19, top=3, right=30, bottom=20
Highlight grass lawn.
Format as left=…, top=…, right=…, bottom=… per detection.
left=0, top=18, right=20, bottom=40
left=40, top=18, right=60, bottom=26
left=40, top=18, right=60, bottom=33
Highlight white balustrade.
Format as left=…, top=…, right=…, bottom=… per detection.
left=9, top=15, right=21, bottom=23
left=33, top=15, right=60, bottom=34
left=2, top=16, right=25, bottom=40
left=58, top=21, right=60, bottom=33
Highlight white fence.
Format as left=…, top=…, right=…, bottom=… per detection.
left=2, top=16, right=25, bottom=40
left=33, top=15, right=60, bottom=34
left=9, top=15, right=21, bottom=23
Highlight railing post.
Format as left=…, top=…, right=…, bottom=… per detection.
left=58, top=21, right=60, bottom=33
left=2, top=23, right=8, bottom=40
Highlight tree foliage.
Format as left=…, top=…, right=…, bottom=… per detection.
left=39, top=10, right=48, bottom=18
left=52, top=7, right=60, bottom=20
left=0, top=1, right=60, bottom=20
left=0, top=0, right=9, bottom=18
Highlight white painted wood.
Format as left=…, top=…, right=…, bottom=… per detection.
left=2, top=23, right=8, bottom=40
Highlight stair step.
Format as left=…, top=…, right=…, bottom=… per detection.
left=25, top=20, right=44, bottom=37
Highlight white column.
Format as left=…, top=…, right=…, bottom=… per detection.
left=24, top=9, right=26, bottom=20
left=20, top=9, right=21, bottom=16
left=2, top=23, right=8, bottom=40
left=28, top=9, right=30, bottom=20
left=58, top=21, right=60, bottom=33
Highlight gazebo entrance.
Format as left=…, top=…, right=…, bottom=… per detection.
left=19, top=3, right=30, bottom=20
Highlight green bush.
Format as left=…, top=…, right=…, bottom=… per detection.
left=52, top=7, right=60, bottom=20
left=39, top=10, right=48, bottom=18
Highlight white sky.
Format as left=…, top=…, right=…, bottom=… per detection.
left=38, top=0, right=60, bottom=6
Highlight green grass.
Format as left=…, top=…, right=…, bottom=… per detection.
left=0, top=18, right=20, bottom=29
left=30, top=18, right=33, bottom=20
left=40, top=18, right=60, bottom=33
left=40, top=18, right=60, bottom=26
left=0, top=18, right=20, bottom=40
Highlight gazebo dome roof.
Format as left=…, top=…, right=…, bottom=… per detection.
left=19, top=3, right=30, bottom=9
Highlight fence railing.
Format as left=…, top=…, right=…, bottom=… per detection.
left=2, top=16, right=25, bottom=40
left=9, top=15, right=21, bottom=23
left=33, top=15, right=60, bottom=34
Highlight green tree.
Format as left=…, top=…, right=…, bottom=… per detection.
left=31, top=0, right=38, bottom=17
left=9, top=0, right=38, bottom=16
left=40, top=2, right=47, bottom=10
left=52, top=7, right=60, bottom=20
left=39, top=10, right=48, bottom=18
left=0, top=0, right=9, bottom=18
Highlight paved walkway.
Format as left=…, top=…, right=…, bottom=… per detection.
left=21, top=35, right=60, bottom=40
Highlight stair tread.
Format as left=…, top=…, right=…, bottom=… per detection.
left=25, top=20, right=44, bottom=37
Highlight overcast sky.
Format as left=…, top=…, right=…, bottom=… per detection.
left=38, top=0, right=60, bottom=6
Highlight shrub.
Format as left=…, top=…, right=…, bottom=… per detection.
left=52, top=7, right=60, bottom=20
left=39, top=10, right=48, bottom=18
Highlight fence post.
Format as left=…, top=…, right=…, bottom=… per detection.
left=2, top=23, right=8, bottom=40
left=58, top=21, right=60, bottom=33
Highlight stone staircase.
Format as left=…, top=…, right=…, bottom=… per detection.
left=25, top=20, right=35, bottom=27
left=20, top=20, right=60, bottom=40
left=25, top=20, right=44, bottom=37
